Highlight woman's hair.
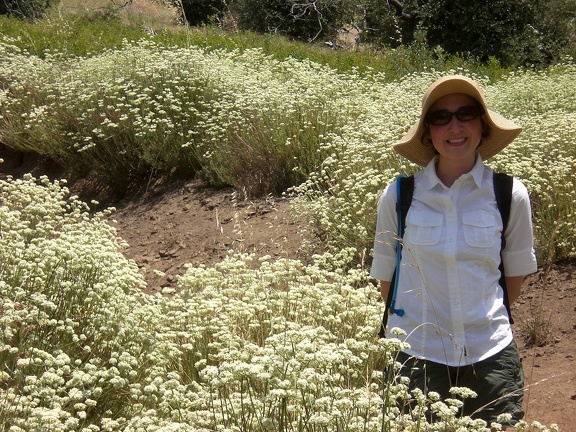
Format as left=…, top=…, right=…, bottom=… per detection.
left=420, top=100, right=491, bottom=149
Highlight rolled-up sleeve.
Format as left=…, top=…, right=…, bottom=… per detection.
left=370, top=182, right=400, bottom=282
left=501, top=178, right=538, bottom=276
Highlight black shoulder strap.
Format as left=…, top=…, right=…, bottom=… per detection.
left=493, top=172, right=514, bottom=323
left=379, top=175, right=414, bottom=337
left=397, top=175, right=414, bottom=237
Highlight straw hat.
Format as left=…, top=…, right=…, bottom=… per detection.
left=394, top=75, right=522, bottom=167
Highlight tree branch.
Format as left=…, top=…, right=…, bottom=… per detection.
left=288, top=0, right=323, bottom=42
left=387, top=0, right=413, bottom=20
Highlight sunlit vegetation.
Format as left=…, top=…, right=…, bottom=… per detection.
left=1, top=3, right=573, bottom=430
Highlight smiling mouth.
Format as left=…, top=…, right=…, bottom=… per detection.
left=447, top=137, right=467, bottom=145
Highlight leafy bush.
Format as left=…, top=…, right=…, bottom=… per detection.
left=359, top=0, right=414, bottom=47
left=232, top=0, right=358, bottom=42
left=350, top=0, right=576, bottom=67
left=0, top=0, right=57, bottom=20
left=180, top=0, right=228, bottom=26
left=417, top=0, right=539, bottom=66
left=416, top=0, right=575, bottom=67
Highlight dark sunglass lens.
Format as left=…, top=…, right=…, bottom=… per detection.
left=428, top=110, right=452, bottom=125
left=455, top=106, right=480, bottom=121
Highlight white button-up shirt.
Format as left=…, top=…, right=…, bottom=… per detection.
left=371, top=156, right=537, bottom=366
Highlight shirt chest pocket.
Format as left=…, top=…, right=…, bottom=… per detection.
left=406, top=211, right=443, bottom=245
left=462, top=211, right=496, bottom=248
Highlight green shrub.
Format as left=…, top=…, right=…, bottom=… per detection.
left=0, top=0, right=57, bottom=20
left=180, top=0, right=228, bottom=26
left=232, top=0, right=359, bottom=42
left=418, top=0, right=539, bottom=66
left=360, top=0, right=412, bottom=47
left=354, top=0, right=576, bottom=67
left=416, top=0, right=576, bottom=67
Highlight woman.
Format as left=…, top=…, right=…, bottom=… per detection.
left=370, top=75, right=537, bottom=425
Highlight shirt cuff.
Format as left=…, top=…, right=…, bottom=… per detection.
left=502, top=248, right=538, bottom=276
left=370, top=253, right=397, bottom=281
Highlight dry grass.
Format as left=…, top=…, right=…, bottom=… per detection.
left=55, top=0, right=182, bottom=32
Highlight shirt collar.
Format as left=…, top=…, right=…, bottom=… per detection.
left=420, top=154, right=485, bottom=190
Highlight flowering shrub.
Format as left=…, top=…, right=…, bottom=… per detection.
left=0, top=175, right=166, bottom=430
left=1, top=38, right=575, bottom=261
left=292, top=65, right=576, bottom=266
left=0, top=40, right=352, bottom=195
left=0, top=176, right=560, bottom=431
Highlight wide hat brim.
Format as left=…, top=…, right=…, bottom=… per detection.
left=393, top=75, right=522, bottom=167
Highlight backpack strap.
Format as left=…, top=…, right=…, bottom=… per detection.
left=397, top=175, right=414, bottom=237
left=379, top=174, right=414, bottom=337
left=493, top=172, right=514, bottom=323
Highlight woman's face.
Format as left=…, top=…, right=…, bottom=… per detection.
left=427, top=93, right=486, bottom=166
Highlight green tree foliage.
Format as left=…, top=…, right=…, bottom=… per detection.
left=179, top=0, right=228, bottom=26
left=360, top=0, right=414, bottom=47
left=184, top=0, right=572, bottom=66
left=179, top=0, right=359, bottom=42
left=533, top=0, right=576, bottom=61
left=0, top=0, right=57, bottom=20
left=361, top=0, right=575, bottom=67
left=235, top=0, right=359, bottom=41
left=416, top=0, right=572, bottom=66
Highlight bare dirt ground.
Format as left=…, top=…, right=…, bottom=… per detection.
left=2, top=148, right=574, bottom=430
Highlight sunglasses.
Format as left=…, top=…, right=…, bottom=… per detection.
left=426, top=105, right=484, bottom=126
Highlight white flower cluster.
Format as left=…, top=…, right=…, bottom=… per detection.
left=0, top=175, right=161, bottom=431
left=293, top=65, right=576, bottom=265
left=0, top=36, right=571, bottom=430
left=487, top=64, right=576, bottom=263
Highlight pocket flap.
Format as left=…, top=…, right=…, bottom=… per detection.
left=462, top=211, right=495, bottom=228
left=408, top=211, right=443, bottom=227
